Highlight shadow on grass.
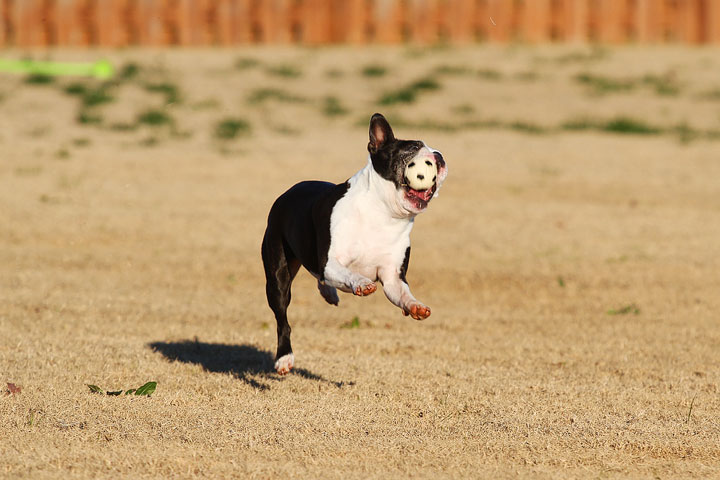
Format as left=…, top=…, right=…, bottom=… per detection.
left=149, top=340, right=350, bottom=391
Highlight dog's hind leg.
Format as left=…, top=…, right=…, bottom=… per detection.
left=317, top=281, right=339, bottom=306
left=261, top=233, right=301, bottom=375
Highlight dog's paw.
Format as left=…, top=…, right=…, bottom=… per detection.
left=352, top=279, right=377, bottom=297
left=402, top=302, right=431, bottom=320
left=274, top=353, right=294, bottom=375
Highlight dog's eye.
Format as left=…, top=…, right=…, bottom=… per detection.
left=408, top=162, right=415, bottom=168
left=425, top=160, right=432, bottom=166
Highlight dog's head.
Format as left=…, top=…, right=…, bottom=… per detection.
left=367, top=113, right=448, bottom=216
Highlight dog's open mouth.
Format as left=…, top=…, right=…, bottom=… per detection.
left=404, top=181, right=436, bottom=208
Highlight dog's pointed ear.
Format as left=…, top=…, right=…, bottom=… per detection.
left=368, top=113, right=395, bottom=154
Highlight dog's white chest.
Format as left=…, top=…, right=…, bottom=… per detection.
left=327, top=173, right=413, bottom=280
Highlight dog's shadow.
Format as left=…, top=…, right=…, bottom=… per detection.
left=149, top=339, right=350, bottom=391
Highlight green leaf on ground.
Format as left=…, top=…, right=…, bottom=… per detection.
left=134, top=382, right=157, bottom=396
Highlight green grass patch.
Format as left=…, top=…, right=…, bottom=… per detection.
left=64, top=81, right=115, bottom=108
left=560, top=118, right=601, bottom=131
left=434, top=65, right=472, bottom=75
left=235, top=57, right=261, bottom=70
left=81, top=85, right=115, bottom=107
left=64, top=82, right=87, bottom=96
left=247, top=88, right=307, bottom=104
left=191, top=98, right=221, bottom=110
left=607, top=304, right=640, bottom=316
left=361, top=64, right=388, bottom=77
left=412, top=78, right=440, bottom=90
left=547, top=48, right=608, bottom=64
left=265, top=64, right=302, bottom=78
left=108, top=122, right=138, bottom=132
left=144, top=82, right=181, bottom=104
left=602, top=117, right=662, bottom=135
left=137, top=109, right=173, bottom=127
left=72, top=137, right=91, bottom=147
left=641, top=73, right=680, bottom=96
left=576, top=71, right=680, bottom=96
left=378, top=77, right=441, bottom=105
left=341, top=316, right=361, bottom=329
left=214, top=118, right=251, bottom=140
left=118, top=62, right=141, bottom=80
left=477, top=69, right=503, bottom=80
left=24, top=74, right=54, bottom=85
left=379, top=88, right=417, bottom=105
left=670, top=123, right=701, bottom=144
left=451, top=103, right=475, bottom=115
left=322, top=96, right=348, bottom=117
left=272, top=124, right=301, bottom=135
left=575, top=73, right=636, bottom=94
left=77, top=110, right=103, bottom=125
left=562, top=117, right=662, bottom=135
left=508, top=121, right=547, bottom=134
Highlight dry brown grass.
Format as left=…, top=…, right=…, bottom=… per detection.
left=1, top=46, right=720, bottom=479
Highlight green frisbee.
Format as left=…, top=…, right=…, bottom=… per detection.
left=0, top=58, right=115, bottom=79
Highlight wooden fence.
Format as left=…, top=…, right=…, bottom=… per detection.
left=2, top=0, right=720, bottom=47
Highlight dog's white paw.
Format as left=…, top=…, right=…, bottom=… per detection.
left=274, top=353, right=294, bottom=375
left=402, top=302, right=431, bottom=320
left=351, top=277, right=377, bottom=296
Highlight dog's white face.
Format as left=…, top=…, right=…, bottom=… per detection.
left=397, top=143, right=448, bottom=215
left=367, top=114, right=448, bottom=217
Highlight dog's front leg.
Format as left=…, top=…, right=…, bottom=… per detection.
left=379, top=268, right=431, bottom=320
left=323, top=258, right=377, bottom=296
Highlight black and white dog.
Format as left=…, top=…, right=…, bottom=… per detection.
left=261, top=113, right=448, bottom=374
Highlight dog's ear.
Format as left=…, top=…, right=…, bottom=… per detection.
left=368, top=113, right=395, bottom=154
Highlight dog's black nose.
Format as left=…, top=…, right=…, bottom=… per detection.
left=417, top=174, right=424, bottom=180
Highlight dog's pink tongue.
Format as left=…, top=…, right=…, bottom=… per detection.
left=416, top=189, right=433, bottom=201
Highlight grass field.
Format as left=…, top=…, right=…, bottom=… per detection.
left=2, top=45, right=720, bottom=479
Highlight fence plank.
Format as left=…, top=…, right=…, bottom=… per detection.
left=522, top=0, right=550, bottom=43
left=17, top=0, right=44, bottom=46
left=95, top=0, right=123, bottom=46
left=55, top=0, right=78, bottom=46
left=565, top=0, right=589, bottom=43
left=446, top=0, right=473, bottom=44
left=636, top=0, right=662, bottom=42
left=677, top=0, right=699, bottom=43
left=707, top=0, right=720, bottom=43
left=343, top=0, right=368, bottom=44
left=485, top=0, right=512, bottom=42
left=302, top=0, right=330, bottom=44
left=598, top=0, right=624, bottom=43
left=260, top=0, right=289, bottom=43
left=374, top=0, right=403, bottom=43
